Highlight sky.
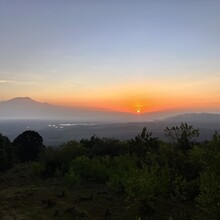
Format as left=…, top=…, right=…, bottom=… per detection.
left=0, top=0, right=220, bottom=114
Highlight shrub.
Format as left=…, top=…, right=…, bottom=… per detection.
left=67, top=156, right=109, bottom=184
left=196, top=171, right=220, bottom=220
left=107, top=155, right=138, bottom=192
left=38, top=142, right=88, bottom=178
left=91, top=138, right=125, bottom=156
left=30, top=161, right=45, bottom=176
left=66, top=169, right=82, bottom=185
left=107, top=155, right=170, bottom=209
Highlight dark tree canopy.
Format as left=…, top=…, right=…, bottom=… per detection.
left=0, top=133, right=13, bottom=171
left=13, top=130, right=44, bottom=162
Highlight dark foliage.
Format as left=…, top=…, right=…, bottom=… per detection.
left=0, top=133, right=14, bottom=171
left=13, top=130, right=45, bottom=162
left=164, top=123, right=199, bottom=151
left=1, top=123, right=219, bottom=219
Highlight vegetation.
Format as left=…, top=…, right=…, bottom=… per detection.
left=0, top=124, right=219, bottom=219
left=13, top=130, right=45, bottom=162
left=0, top=133, right=14, bottom=171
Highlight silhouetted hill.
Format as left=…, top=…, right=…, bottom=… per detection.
left=0, top=97, right=181, bottom=122
left=163, top=113, right=220, bottom=123
left=0, top=97, right=60, bottom=119
left=0, top=97, right=140, bottom=122
left=1, top=97, right=220, bottom=125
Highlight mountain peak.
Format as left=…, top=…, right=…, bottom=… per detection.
left=6, top=97, right=38, bottom=103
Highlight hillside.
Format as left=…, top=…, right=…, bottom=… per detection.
left=164, top=113, right=220, bottom=123
left=1, top=127, right=219, bottom=219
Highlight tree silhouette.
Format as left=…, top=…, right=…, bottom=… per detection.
left=0, top=133, right=13, bottom=171
left=164, top=123, right=199, bottom=151
left=13, top=130, right=44, bottom=162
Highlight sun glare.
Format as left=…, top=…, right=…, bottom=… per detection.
left=136, top=110, right=140, bottom=113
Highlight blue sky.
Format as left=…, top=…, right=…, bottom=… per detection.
left=0, top=0, right=220, bottom=113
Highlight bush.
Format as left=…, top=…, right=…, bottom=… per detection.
left=91, top=138, right=126, bottom=156
left=38, top=142, right=89, bottom=178
left=124, top=164, right=170, bottom=203
left=107, top=155, right=138, bottom=192
left=30, top=161, right=45, bottom=176
left=107, top=155, right=170, bottom=209
left=196, top=171, right=220, bottom=220
left=67, top=156, right=109, bottom=184
left=66, top=169, right=82, bottom=185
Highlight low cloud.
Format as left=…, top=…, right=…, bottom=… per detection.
left=0, top=80, right=15, bottom=83
left=0, top=80, right=35, bottom=85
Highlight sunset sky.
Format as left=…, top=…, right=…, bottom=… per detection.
left=0, top=0, right=220, bottom=113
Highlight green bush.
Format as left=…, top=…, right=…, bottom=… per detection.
left=196, top=171, right=220, bottom=220
left=67, top=156, right=109, bottom=184
left=124, top=163, right=170, bottom=203
left=107, top=155, right=138, bottom=192
left=38, top=142, right=89, bottom=177
left=66, top=169, right=82, bottom=185
left=107, top=155, right=170, bottom=209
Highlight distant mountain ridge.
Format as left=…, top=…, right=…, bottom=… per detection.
left=0, top=97, right=220, bottom=144
left=0, top=97, right=137, bottom=122
left=0, top=97, right=220, bottom=122
left=0, top=97, right=58, bottom=119
left=164, top=113, right=220, bottom=123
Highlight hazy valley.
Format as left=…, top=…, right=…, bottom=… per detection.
left=0, top=97, right=220, bottom=146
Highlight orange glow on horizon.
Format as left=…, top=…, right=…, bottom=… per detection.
left=34, top=80, right=220, bottom=114
left=40, top=95, right=220, bottom=115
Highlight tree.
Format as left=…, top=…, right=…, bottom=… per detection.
left=134, top=127, right=159, bottom=151
left=0, top=133, right=14, bottom=171
left=164, top=123, right=199, bottom=151
left=135, top=127, right=152, bottom=143
left=13, top=130, right=44, bottom=162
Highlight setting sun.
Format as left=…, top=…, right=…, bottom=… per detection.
left=136, top=110, right=140, bottom=114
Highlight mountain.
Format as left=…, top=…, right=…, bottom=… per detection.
left=0, top=97, right=60, bottom=119
left=0, top=97, right=140, bottom=122
left=1, top=97, right=220, bottom=123
left=0, top=97, right=179, bottom=122
left=163, top=113, right=220, bottom=123
left=3, top=97, right=40, bottom=104
left=0, top=98, right=219, bottom=144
